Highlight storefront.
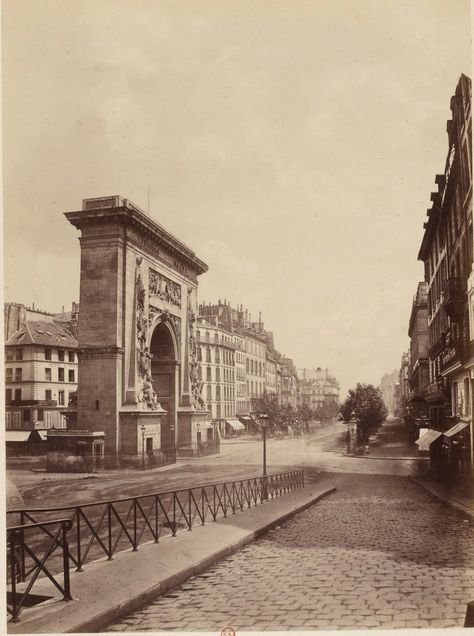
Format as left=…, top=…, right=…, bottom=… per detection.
left=442, top=421, right=471, bottom=480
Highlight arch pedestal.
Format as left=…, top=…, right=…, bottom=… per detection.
left=65, top=196, right=216, bottom=469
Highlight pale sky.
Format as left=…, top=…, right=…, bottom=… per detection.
left=2, top=0, right=472, bottom=396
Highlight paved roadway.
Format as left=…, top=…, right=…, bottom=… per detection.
left=108, top=471, right=474, bottom=631
left=10, top=423, right=426, bottom=510
left=104, top=423, right=471, bottom=631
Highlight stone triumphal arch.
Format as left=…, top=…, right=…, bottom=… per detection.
left=65, top=195, right=213, bottom=467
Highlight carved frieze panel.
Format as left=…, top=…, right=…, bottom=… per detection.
left=149, top=269, right=182, bottom=308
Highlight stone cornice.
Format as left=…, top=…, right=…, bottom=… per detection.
left=65, top=198, right=208, bottom=276
left=78, top=346, right=124, bottom=359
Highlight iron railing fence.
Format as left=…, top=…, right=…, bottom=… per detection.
left=7, top=470, right=304, bottom=576
left=7, top=518, right=72, bottom=623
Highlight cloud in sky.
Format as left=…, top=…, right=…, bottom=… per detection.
left=3, top=0, right=471, bottom=395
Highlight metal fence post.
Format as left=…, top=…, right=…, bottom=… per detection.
left=62, top=522, right=72, bottom=601
left=76, top=508, right=82, bottom=572
left=9, top=529, right=19, bottom=622
left=188, top=490, right=192, bottom=531
left=19, top=512, right=26, bottom=582
left=107, top=503, right=113, bottom=559
left=133, top=499, right=138, bottom=550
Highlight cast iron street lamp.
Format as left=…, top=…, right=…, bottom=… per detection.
left=259, top=413, right=269, bottom=500
left=141, top=424, right=146, bottom=470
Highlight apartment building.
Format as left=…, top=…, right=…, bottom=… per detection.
left=417, top=74, right=473, bottom=477
left=5, top=318, right=78, bottom=430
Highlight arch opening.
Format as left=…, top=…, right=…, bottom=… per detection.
left=150, top=322, right=178, bottom=455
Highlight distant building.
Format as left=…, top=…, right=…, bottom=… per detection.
left=406, top=282, right=430, bottom=440
left=297, top=368, right=340, bottom=412
left=5, top=303, right=79, bottom=431
left=379, top=370, right=398, bottom=415
left=280, top=357, right=298, bottom=409
left=395, top=352, right=410, bottom=419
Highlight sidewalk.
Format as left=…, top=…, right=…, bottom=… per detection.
left=347, top=417, right=423, bottom=460
left=411, top=474, right=474, bottom=522
left=8, top=481, right=336, bottom=634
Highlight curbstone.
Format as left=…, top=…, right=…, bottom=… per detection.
left=410, top=476, right=474, bottom=522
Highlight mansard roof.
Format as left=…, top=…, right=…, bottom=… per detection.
left=5, top=320, right=78, bottom=348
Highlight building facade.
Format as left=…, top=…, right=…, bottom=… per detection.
left=395, top=352, right=410, bottom=419
left=379, top=369, right=399, bottom=416
left=196, top=316, right=242, bottom=437
left=5, top=315, right=78, bottom=431
left=280, top=357, right=298, bottom=408
left=297, top=367, right=340, bottom=415
left=406, top=282, right=430, bottom=440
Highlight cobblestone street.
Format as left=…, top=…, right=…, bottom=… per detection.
left=108, top=473, right=474, bottom=631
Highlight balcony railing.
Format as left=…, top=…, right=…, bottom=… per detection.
left=5, top=399, right=58, bottom=407
left=441, top=339, right=467, bottom=372
left=408, top=387, right=426, bottom=401
left=443, top=277, right=467, bottom=320
left=425, top=379, right=449, bottom=402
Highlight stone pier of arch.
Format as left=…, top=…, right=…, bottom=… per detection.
left=52, top=195, right=217, bottom=471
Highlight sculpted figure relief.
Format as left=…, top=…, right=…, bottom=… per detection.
left=136, top=265, right=160, bottom=410
left=149, top=269, right=182, bottom=308
left=188, top=288, right=205, bottom=409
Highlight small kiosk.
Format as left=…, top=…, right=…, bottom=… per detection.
left=46, top=429, right=105, bottom=472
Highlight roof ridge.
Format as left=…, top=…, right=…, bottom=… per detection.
left=24, top=320, right=34, bottom=342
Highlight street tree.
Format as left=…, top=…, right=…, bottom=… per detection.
left=339, top=383, right=388, bottom=443
left=297, top=404, right=314, bottom=432
left=259, top=391, right=281, bottom=432
left=315, top=399, right=339, bottom=424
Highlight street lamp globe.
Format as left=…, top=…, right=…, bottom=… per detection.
left=259, top=413, right=269, bottom=428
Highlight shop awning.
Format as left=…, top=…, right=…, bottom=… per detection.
left=226, top=419, right=246, bottom=431
left=29, top=430, right=48, bottom=441
left=5, top=431, right=31, bottom=443
left=443, top=421, right=470, bottom=438
left=239, top=416, right=252, bottom=422
left=415, top=429, right=443, bottom=451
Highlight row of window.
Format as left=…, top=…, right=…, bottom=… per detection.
left=245, top=339, right=265, bottom=357
left=46, top=368, right=75, bottom=382
left=5, top=367, right=76, bottom=383
left=6, top=410, right=67, bottom=429
left=209, top=403, right=237, bottom=419
left=6, top=348, right=76, bottom=362
left=205, top=384, right=235, bottom=401
left=197, top=329, right=240, bottom=348
left=247, top=380, right=264, bottom=397
left=5, top=388, right=74, bottom=404
left=246, top=358, right=264, bottom=376
left=200, top=366, right=235, bottom=383
left=197, top=347, right=235, bottom=365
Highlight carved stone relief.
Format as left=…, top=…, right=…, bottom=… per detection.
left=188, top=287, right=205, bottom=410
left=136, top=260, right=160, bottom=410
left=149, top=269, right=182, bottom=308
